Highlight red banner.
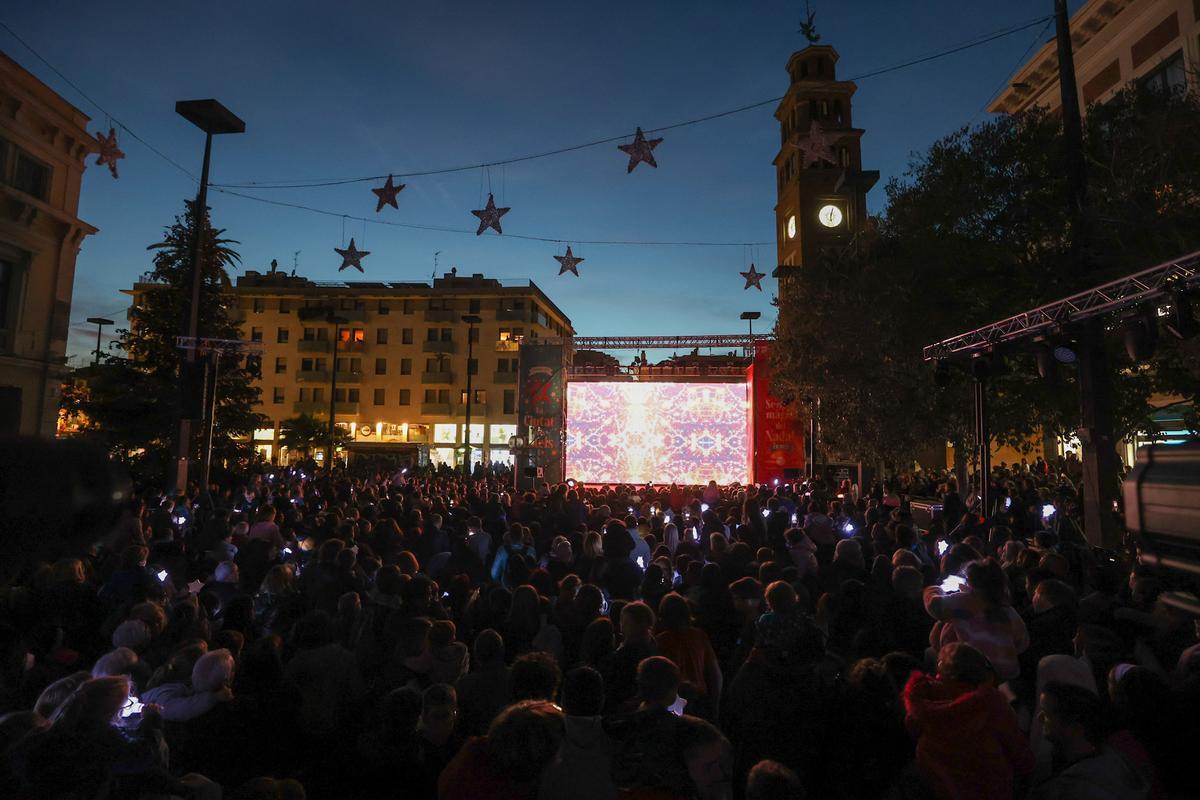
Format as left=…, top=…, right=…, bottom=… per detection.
left=749, top=342, right=806, bottom=484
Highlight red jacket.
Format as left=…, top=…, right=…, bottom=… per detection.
left=903, top=672, right=1033, bottom=800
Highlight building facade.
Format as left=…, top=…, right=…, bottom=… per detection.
left=989, top=0, right=1199, bottom=115
left=127, top=268, right=573, bottom=466
left=772, top=45, right=878, bottom=292
left=0, top=52, right=97, bottom=436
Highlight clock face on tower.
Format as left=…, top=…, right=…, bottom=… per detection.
left=818, top=204, right=843, bottom=228
left=786, top=215, right=797, bottom=239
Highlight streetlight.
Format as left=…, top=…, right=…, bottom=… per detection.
left=172, top=99, right=245, bottom=494
left=461, top=314, right=482, bottom=478
left=327, top=312, right=350, bottom=470
left=740, top=311, right=761, bottom=358
left=85, top=317, right=114, bottom=366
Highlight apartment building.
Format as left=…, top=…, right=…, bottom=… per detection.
left=989, top=0, right=1198, bottom=115
left=127, top=268, right=573, bottom=466
left=0, top=52, right=98, bottom=436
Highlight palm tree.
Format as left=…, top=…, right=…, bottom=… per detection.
left=280, top=413, right=345, bottom=456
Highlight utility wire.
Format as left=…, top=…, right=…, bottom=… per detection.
left=0, top=21, right=198, bottom=182
left=214, top=187, right=772, bottom=247
left=212, top=14, right=1054, bottom=190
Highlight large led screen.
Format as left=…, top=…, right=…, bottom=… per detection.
left=566, top=382, right=748, bottom=484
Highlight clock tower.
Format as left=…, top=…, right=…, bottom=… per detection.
left=772, top=45, right=878, bottom=290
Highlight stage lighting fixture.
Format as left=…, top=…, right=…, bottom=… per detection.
left=1122, top=307, right=1159, bottom=362
left=933, top=359, right=952, bottom=387
left=970, top=350, right=1008, bottom=380
left=1165, top=291, right=1197, bottom=340
left=1034, top=345, right=1058, bottom=383
left=1052, top=343, right=1078, bottom=364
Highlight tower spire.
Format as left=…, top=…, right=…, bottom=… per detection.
left=799, top=1, right=820, bottom=44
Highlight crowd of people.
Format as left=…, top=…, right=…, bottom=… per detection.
left=1, top=460, right=1197, bottom=800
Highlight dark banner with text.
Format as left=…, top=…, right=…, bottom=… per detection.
left=518, top=342, right=567, bottom=485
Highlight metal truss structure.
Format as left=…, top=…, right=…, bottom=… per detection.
left=922, top=249, right=1200, bottom=361
left=550, top=334, right=772, bottom=350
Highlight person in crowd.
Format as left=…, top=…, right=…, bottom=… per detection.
left=1032, top=680, right=1149, bottom=799
left=924, top=557, right=1029, bottom=683
left=538, top=666, right=618, bottom=800
left=438, top=699, right=565, bottom=800
left=457, top=628, right=514, bottom=736
left=903, top=642, right=1034, bottom=800
left=655, top=592, right=722, bottom=719
left=141, top=647, right=235, bottom=722
left=414, top=683, right=465, bottom=798
left=745, top=759, right=804, bottom=800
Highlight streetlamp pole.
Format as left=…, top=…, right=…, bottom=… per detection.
left=327, top=313, right=349, bottom=471
left=86, top=317, right=114, bottom=366
left=461, top=314, right=482, bottom=478
left=1053, top=0, right=1119, bottom=546
left=172, top=100, right=245, bottom=494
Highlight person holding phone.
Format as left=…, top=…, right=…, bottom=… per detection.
left=924, top=558, right=1030, bottom=684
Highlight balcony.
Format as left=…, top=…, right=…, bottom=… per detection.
left=420, top=402, right=453, bottom=416
left=298, top=306, right=367, bottom=323
left=339, top=340, right=368, bottom=353
left=422, top=340, right=456, bottom=354
left=495, top=339, right=520, bottom=352
left=423, top=308, right=456, bottom=323
left=421, top=370, right=454, bottom=384
left=297, top=369, right=330, bottom=383
left=335, top=371, right=362, bottom=384
left=496, top=308, right=529, bottom=322
left=298, top=339, right=330, bottom=353
left=456, top=403, right=490, bottom=417
left=293, top=400, right=359, bottom=415
left=492, top=371, right=517, bottom=384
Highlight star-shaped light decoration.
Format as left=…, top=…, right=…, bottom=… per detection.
left=92, top=128, right=125, bottom=178
left=471, top=193, right=511, bottom=235
left=335, top=238, right=370, bottom=272
left=740, top=263, right=765, bottom=291
left=371, top=174, right=405, bottom=212
left=792, top=119, right=837, bottom=167
left=554, top=246, right=585, bottom=277
left=617, top=127, right=663, bottom=173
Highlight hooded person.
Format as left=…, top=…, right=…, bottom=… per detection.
left=428, top=619, right=470, bottom=686
left=903, top=642, right=1034, bottom=800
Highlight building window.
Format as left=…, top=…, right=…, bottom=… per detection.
left=402, top=328, right=413, bottom=344
left=246, top=356, right=262, bottom=377
left=335, top=388, right=346, bottom=402
left=425, top=358, right=441, bottom=372
left=341, top=299, right=354, bottom=310
left=12, top=151, right=50, bottom=200
left=376, top=328, right=388, bottom=344
left=469, top=299, right=481, bottom=313
left=503, top=390, right=515, bottom=414
left=400, top=358, right=412, bottom=375
left=275, top=357, right=287, bottom=374
left=253, top=298, right=265, bottom=313
left=399, top=389, right=411, bottom=405
left=469, top=327, right=480, bottom=343
left=348, top=389, right=360, bottom=403
left=250, top=327, right=263, bottom=342
left=375, top=358, right=387, bottom=375
left=424, top=389, right=436, bottom=403
left=426, top=328, right=438, bottom=342
left=277, top=328, right=289, bottom=344
left=339, top=328, right=365, bottom=343
left=299, top=387, right=310, bottom=402
left=438, top=389, right=450, bottom=403
left=468, top=358, right=478, bottom=375
left=441, top=328, right=453, bottom=341
left=499, top=328, right=511, bottom=341
left=1138, top=51, right=1186, bottom=95
left=403, top=299, right=415, bottom=314
left=313, top=388, right=324, bottom=402
left=302, top=327, right=316, bottom=341
left=373, top=388, right=386, bottom=405
left=378, top=299, right=390, bottom=315
left=0, top=257, right=17, bottom=332
left=273, top=387, right=284, bottom=404
left=279, top=299, right=290, bottom=313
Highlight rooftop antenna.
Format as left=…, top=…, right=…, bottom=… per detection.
left=292, top=251, right=300, bottom=276
left=433, top=250, right=441, bottom=280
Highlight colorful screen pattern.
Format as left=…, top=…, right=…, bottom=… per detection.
left=566, top=382, right=749, bottom=484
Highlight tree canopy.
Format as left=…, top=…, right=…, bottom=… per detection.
left=72, top=201, right=265, bottom=486
left=772, top=85, right=1200, bottom=468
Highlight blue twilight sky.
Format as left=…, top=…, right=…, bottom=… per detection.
left=3, top=0, right=1076, bottom=362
